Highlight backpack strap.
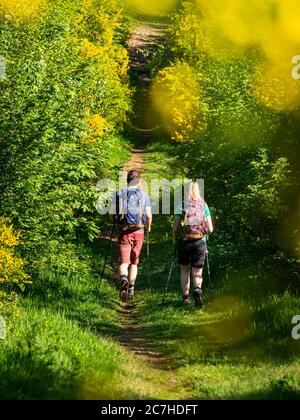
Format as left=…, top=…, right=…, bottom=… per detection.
left=121, top=190, right=127, bottom=221
left=136, top=189, right=144, bottom=225
left=116, top=192, right=120, bottom=220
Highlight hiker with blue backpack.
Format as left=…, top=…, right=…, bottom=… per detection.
left=109, top=170, right=152, bottom=302
left=173, top=181, right=213, bottom=308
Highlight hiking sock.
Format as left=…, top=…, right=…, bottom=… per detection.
left=193, top=288, right=203, bottom=309
left=120, top=275, right=129, bottom=302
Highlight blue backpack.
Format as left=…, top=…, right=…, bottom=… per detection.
left=116, top=188, right=146, bottom=230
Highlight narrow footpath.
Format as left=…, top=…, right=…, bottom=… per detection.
left=110, top=20, right=191, bottom=398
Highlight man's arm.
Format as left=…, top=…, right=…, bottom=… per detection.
left=205, top=204, right=214, bottom=235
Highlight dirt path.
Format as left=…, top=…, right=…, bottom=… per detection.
left=116, top=304, right=190, bottom=399
left=124, top=21, right=168, bottom=172
left=111, top=20, right=189, bottom=397
left=117, top=305, right=173, bottom=369
left=128, top=21, right=168, bottom=85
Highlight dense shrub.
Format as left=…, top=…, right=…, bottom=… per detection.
left=0, top=0, right=133, bottom=291
left=152, top=1, right=300, bottom=277
left=0, top=219, right=31, bottom=322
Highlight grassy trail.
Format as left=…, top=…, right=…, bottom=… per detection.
left=108, top=18, right=300, bottom=400
left=107, top=19, right=193, bottom=399
left=1, top=17, right=298, bottom=402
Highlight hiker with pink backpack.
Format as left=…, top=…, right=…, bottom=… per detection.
left=173, top=181, right=214, bottom=308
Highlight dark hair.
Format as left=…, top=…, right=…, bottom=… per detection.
left=127, top=170, right=140, bottom=186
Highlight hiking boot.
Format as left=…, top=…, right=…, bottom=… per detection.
left=120, top=275, right=129, bottom=302
left=128, top=285, right=134, bottom=301
left=193, top=288, right=203, bottom=309
left=183, top=295, right=190, bottom=305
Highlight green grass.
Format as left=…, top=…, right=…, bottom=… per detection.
left=1, top=136, right=299, bottom=400
left=181, top=365, right=300, bottom=400
left=133, top=223, right=300, bottom=399
left=127, top=139, right=300, bottom=400
left=0, top=229, right=187, bottom=400
left=0, top=243, right=126, bottom=401
left=0, top=301, right=123, bottom=400
left=2, top=46, right=300, bottom=400
left=0, top=253, right=185, bottom=400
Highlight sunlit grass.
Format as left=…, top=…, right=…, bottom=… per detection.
left=180, top=363, right=300, bottom=400
left=129, top=139, right=300, bottom=400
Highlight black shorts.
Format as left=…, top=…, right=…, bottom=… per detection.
left=177, top=239, right=207, bottom=268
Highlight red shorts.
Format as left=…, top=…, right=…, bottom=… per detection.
left=118, top=231, right=144, bottom=265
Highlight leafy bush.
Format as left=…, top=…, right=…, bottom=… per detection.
left=0, top=0, right=132, bottom=279
left=0, top=219, right=31, bottom=322
left=151, top=60, right=208, bottom=142
left=153, top=0, right=300, bottom=273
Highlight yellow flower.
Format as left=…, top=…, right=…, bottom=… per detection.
left=0, top=248, right=30, bottom=284
left=82, top=39, right=102, bottom=59
left=83, top=114, right=109, bottom=141
left=0, top=223, right=20, bottom=247
left=0, top=221, right=31, bottom=286
left=81, top=0, right=92, bottom=11
left=116, top=47, right=129, bottom=79
left=0, top=0, right=46, bottom=22
left=151, top=62, right=208, bottom=142
left=81, top=133, right=96, bottom=144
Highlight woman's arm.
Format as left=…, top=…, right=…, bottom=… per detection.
left=206, top=215, right=214, bottom=234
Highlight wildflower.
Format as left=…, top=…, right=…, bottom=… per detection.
left=0, top=0, right=46, bottom=22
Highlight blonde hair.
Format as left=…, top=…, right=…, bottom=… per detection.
left=187, top=181, right=202, bottom=201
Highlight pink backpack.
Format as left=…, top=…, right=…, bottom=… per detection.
left=183, top=199, right=208, bottom=237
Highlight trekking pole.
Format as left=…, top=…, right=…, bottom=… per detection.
left=146, top=231, right=150, bottom=260
left=99, top=221, right=116, bottom=291
left=206, top=245, right=213, bottom=296
left=146, top=231, right=151, bottom=289
left=162, top=246, right=177, bottom=305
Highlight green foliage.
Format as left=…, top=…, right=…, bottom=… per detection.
left=0, top=229, right=144, bottom=399
left=0, top=304, right=126, bottom=400
left=0, top=219, right=31, bottom=323
left=154, top=0, right=300, bottom=274
left=0, top=0, right=299, bottom=401
left=0, top=0, right=132, bottom=282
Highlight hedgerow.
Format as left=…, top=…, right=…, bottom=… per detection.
left=152, top=1, right=300, bottom=283
left=0, top=0, right=133, bottom=317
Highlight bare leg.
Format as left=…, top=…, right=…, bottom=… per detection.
left=129, top=264, right=138, bottom=286
left=119, top=263, right=129, bottom=278
left=192, top=267, right=203, bottom=290
left=192, top=267, right=204, bottom=308
left=181, top=264, right=191, bottom=297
